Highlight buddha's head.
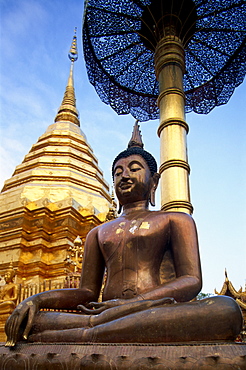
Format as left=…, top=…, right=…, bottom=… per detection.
left=112, top=121, right=160, bottom=209
left=4, top=264, right=16, bottom=284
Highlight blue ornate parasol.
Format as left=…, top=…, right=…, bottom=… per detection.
left=83, top=0, right=245, bottom=121
left=83, top=0, right=246, bottom=213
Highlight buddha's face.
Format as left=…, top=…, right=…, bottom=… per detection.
left=113, top=154, right=153, bottom=205
left=5, top=270, right=14, bottom=283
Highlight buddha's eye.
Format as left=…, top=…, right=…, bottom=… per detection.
left=114, top=169, right=122, bottom=177
left=130, top=164, right=142, bottom=172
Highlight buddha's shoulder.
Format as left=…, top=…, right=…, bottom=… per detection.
left=96, top=217, right=124, bottom=232
left=150, top=210, right=194, bottom=223
left=97, top=211, right=194, bottom=231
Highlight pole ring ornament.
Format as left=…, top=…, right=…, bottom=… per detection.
left=157, top=118, right=189, bottom=137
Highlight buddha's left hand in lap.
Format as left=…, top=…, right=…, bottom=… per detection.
left=78, top=297, right=176, bottom=314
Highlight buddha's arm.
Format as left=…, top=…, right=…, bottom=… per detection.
left=5, top=227, right=105, bottom=346
left=79, top=226, right=105, bottom=301
left=140, top=213, right=202, bottom=302
left=5, top=288, right=92, bottom=346
left=32, top=227, right=105, bottom=309
left=30, top=226, right=105, bottom=310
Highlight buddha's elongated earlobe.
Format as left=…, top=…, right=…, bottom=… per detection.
left=118, top=204, right=122, bottom=214
left=150, top=187, right=156, bottom=207
left=149, top=173, right=160, bottom=207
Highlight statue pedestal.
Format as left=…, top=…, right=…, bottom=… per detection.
left=0, top=342, right=245, bottom=369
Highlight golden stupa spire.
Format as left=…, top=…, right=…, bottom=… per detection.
left=55, top=28, right=80, bottom=126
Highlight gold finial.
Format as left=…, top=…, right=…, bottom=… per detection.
left=106, top=187, right=117, bottom=221
left=111, top=188, right=115, bottom=202
left=128, top=120, right=144, bottom=149
left=68, top=28, right=78, bottom=62
left=74, top=235, right=82, bottom=247
left=55, top=28, right=80, bottom=126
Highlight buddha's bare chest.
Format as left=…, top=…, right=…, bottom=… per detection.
left=0, top=285, right=13, bottom=299
left=98, top=216, right=169, bottom=265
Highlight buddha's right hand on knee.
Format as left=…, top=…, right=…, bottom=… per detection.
left=5, top=296, right=40, bottom=347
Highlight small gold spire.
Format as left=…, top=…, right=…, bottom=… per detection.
left=106, top=188, right=117, bottom=221
left=55, top=28, right=80, bottom=126
left=111, top=188, right=115, bottom=202
left=69, top=27, right=78, bottom=62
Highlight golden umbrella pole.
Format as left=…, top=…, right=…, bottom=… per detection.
left=155, top=35, right=193, bottom=214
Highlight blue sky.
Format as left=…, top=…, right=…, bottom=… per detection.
left=0, top=0, right=245, bottom=294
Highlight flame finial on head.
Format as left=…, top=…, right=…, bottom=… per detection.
left=225, top=268, right=228, bottom=281
left=128, top=120, right=144, bottom=149
left=112, top=120, right=158, bottom=177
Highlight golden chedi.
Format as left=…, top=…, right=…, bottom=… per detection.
left=0, top=29, right=113, bottom=288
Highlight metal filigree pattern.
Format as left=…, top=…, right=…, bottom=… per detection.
left=83, top=0, right=246, bottom=121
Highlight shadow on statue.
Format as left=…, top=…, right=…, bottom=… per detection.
left=5, top=123, right=242, bottom=346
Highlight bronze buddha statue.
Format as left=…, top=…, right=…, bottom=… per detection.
left=5, top=123, right=242, bottom=346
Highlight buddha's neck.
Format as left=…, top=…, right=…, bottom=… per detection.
left=122, top=200, right=149, bottom=216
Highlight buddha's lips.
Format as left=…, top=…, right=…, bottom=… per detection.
left=119, top=182, right=133, bottom=190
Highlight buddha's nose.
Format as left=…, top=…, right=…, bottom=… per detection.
left=122, top=168, right=130, bottom=178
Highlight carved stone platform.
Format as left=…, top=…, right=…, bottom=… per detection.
left=0, top=342, right=245, bottom=369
